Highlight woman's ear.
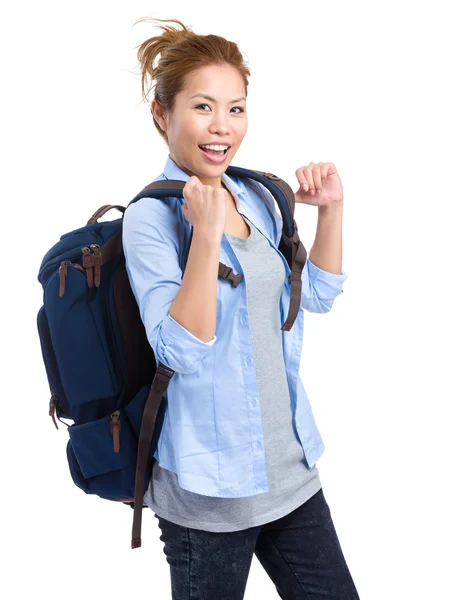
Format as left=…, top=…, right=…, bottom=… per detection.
left=151, top=99, right=168, bottom=133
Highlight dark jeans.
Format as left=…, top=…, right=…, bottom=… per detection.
left=155, top=487, right=360, bottom=600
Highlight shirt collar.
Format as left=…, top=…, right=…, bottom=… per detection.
left=162, top=154, right=247, bottom=207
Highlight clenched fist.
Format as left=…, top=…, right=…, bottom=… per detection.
left=182, top=176, right=228, bottom=241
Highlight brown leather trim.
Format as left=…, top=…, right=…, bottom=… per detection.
left=110, top=413, right=121, bottom=453
left=284, top=232, right=307, bottom=331
left=87, top=205, right=126, bottom=225
left=58, top=262, right=67, bottom=297
left=93, top=246, right=102, bottom=287
left=131, top=363, right=174, bottom=549
left=100, top=230, right=123, bottom=266
left=138, top=181, right=186, bottom=193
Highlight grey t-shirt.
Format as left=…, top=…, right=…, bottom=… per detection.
left=143, top=214, right=321, bottom=532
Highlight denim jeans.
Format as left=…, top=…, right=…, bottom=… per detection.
left=155, top=487, right=360, bottom=600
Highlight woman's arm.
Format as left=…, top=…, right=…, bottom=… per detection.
left=308, top=203, right=344, bottom=275
left=122, top=198, right=218, bottom=374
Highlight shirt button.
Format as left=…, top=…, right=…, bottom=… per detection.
left=240, top=315, right=247, bottom=325
left=246, top=357, right=253, bottom=366
left=252, top=397, right=258, bottom=406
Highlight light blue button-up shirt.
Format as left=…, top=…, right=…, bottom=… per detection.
left=122, top=155, right=348, bottom=498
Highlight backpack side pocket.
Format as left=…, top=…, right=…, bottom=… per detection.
left=67, top=407, right=137, bottom=499
left=66, top=384, right=162, bottom=500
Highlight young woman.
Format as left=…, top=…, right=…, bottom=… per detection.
left=122, top=17, right=359, bottom=600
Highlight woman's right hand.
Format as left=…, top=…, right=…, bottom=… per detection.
left=181, top=176, right=228, bottom=241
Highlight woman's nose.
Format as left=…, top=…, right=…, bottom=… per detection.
left=209, top=113, right=230, bottom=134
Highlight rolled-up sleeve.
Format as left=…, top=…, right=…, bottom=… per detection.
left=301, top=258, right=348, bottom=313
left=122, top=197, right=216, bottom=374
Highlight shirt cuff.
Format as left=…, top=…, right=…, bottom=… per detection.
left=156, top=312, right=217, bottom=374
left=306, top=258, right=348, bottom=297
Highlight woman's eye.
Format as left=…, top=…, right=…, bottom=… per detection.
left=195, top=104, right=245, bottom=114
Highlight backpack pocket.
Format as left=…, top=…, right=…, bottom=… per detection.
left=44, top=262, right=119, bottom=406
left=67, top=404, right=137, bottom=499
left=66, top=384, right=164, bottom=500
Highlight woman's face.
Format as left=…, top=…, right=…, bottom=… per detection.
left=152, top=64, right=248, bottom=187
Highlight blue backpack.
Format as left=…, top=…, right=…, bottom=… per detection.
left=36, top=166, right=307, bottom=549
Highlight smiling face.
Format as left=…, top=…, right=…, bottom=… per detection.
left=151, top=63, right=248, bottom=188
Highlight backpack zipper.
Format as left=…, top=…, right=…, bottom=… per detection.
left=58, top=244, right=104, bottom=297
left=49, top=390, right=69, bottom=429
left=81, top=247, right=94, bottom=288
left=49, top=390, right=59, bottom=429
left=90, top=244, right=102, bottom=287
left=110, top=410, right=121, bottom=453
left=59, top=260, right=85, bottom=297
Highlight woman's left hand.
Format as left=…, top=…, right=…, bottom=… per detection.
left=294, top=162, right=344, bottom=206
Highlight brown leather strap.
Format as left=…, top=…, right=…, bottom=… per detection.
left=131, top=362, right=174, bottom=549
left=100, top=230, right=123, bottom=266
left=281, top=222, right=307, bottom=331
left=138, top=181, right=187, bottom=193
left=87, top=205, right=126, bottom=225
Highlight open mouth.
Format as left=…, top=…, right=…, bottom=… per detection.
left=198, top=145, right=230, bottom=157
left=198, top=145, right=230, bottom=163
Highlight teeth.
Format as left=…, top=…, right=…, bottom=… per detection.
left=200, top=144, right=229, bottom=151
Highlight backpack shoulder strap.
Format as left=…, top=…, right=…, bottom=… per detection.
left=225, top=167, right=296, bottom=240
left=225, top=168, right=306, bottom=332
left=126, top=169, right=305, bottom=332
left=126, top=181, right=243, bottom=288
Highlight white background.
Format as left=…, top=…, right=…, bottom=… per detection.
left=1, top=1, right=460, bottom=598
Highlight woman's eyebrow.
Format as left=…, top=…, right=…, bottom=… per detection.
left=189, top=93, right=246, bottom=103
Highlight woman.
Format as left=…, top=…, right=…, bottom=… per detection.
left=122, top=17, right=359, bottom=600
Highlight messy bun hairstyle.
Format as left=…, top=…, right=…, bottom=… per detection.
left=133, top=17, right=251, bottom=144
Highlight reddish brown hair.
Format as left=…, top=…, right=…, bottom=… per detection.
left=133, top=17, right=251, bottom=144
